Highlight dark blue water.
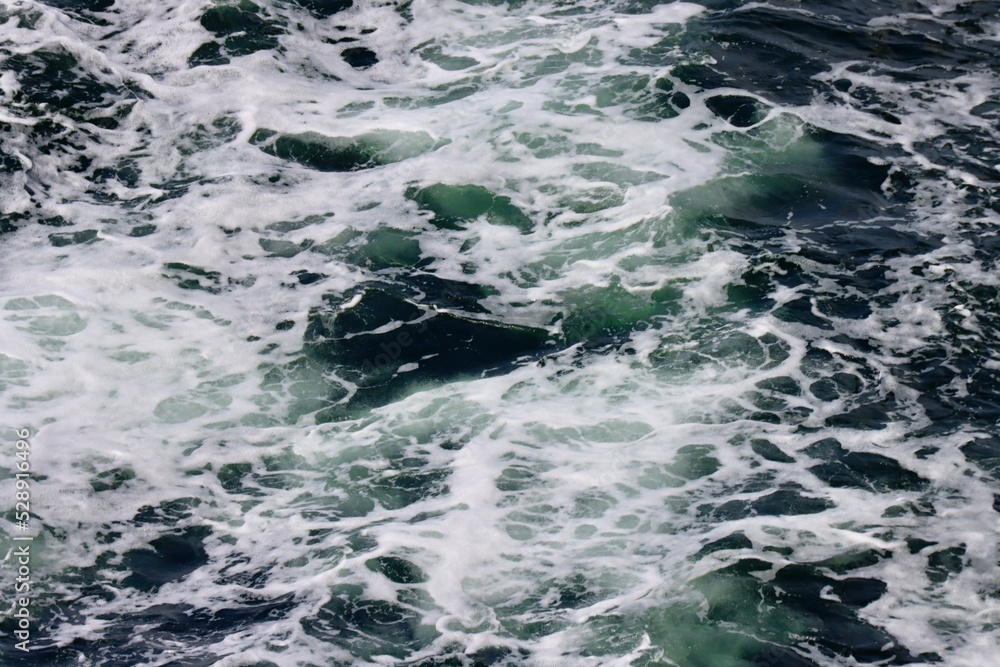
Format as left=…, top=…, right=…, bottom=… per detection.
left=1, top=1, right=998, bottom=665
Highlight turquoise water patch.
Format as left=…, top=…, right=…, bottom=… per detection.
left=406, top=183, right=533, bottom=233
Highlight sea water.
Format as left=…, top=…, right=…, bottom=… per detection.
left=1, top=0, right=999, bottom=665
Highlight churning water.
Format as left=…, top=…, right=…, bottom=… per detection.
left=2, top=0, right=1000, bottom=665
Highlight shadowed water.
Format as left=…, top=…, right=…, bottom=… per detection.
left=1, top=0, right=999, bottom=665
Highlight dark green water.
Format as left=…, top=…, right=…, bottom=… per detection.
left=1, top=0, right=998, bottom=665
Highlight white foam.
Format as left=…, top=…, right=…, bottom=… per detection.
left=3, top=0, right=1000, bottom=664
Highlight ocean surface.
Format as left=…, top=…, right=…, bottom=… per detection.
left=1, top=0, right=999, bottom=665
